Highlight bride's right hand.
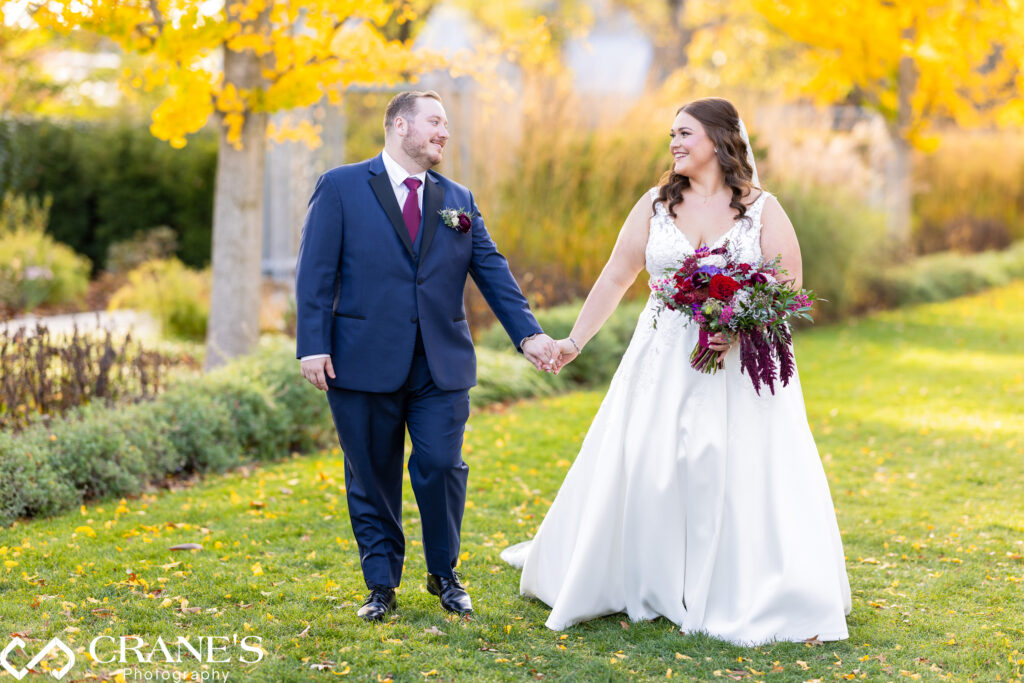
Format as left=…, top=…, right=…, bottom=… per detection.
left=707, top=332, right=735, bottom=353
left=552, top=339, right=580, bottom=373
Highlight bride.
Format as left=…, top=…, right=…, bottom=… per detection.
left=501, top=97, right=851, bottom=645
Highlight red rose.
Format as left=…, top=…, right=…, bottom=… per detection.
left=737, top=263, right=752, bottom=274
left=457, top=213, right=473, bottom=232
left=709, top=273, right=741, bottom=300
left=749, top=272, right=769, bottom=285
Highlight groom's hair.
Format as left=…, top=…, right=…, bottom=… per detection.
left=384, top=90, right=443, bottom=132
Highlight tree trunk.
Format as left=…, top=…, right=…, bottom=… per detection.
left=204, top=10, right=268, bottom=370
left=647, top=0, right=692, bottom=86
left=884, top=24, right=917, bottom=247
left=883, top=130, right=913, bottom=247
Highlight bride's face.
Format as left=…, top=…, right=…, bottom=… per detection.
left=669, top=110, right=716, bottom=175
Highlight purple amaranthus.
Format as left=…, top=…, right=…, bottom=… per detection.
left=737, top=324, right=795, bottom=396
left=774, top=324, right=795, bottom=387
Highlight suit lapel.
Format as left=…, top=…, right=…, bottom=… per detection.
left=368, top=162, right=415, bottom=258
left=419, top=172, right=445, bottom=259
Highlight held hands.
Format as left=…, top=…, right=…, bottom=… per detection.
left=301, top=356, right=336, bottom=391
left=301, top=333, right=577, bottom=386
left=525, top=337, right=581, bottom=375
left=551, top=338, right=580, bottom=373
left=522, top=334, right=559, bottom=373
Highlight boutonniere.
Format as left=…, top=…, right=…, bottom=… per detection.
left=439, top=208, right=477, bottom=234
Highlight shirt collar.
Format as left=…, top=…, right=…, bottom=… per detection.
left=381, top=149, right=426, bottom=189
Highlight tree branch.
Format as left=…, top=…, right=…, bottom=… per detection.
left=148, top=0, right=164, bottom=31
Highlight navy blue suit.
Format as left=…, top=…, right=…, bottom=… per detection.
left=295, top=153, right=542, bottom=588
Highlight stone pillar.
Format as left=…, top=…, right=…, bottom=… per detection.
left=262, top=101, right=346, bottom=283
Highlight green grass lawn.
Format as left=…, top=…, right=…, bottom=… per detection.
left=1, top=283, right=1023, bottom=682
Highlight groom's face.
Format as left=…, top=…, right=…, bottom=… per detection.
left=399, top=98, right=450, bottom=169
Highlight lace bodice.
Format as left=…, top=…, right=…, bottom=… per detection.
left=644, top=187, right=771, bottom=282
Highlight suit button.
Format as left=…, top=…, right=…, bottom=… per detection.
left=411, top=316, right=418, bottom=323
left=417, top=278, right=424, bottom=285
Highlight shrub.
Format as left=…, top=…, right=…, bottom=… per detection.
left=472, top=348, right=565, bottom=408
left=244, top=343, right=336, bottom=453
left=44, top=405, right=153, bottom=500
left=865, top=241, right=1024, bottom=308
left=0, top=192, right=91, bottom=312
left=771, top=181, right=890, bottom=321
left=913, top=131, right=1024, bottom=253
left=0, top=429, right=80, bottom=520
left=0, top=323, right=177, bottom=432
left=152, top=389, right=237, bottom=473
left=0, top=190, right=48, bottom=233
left=108, top=258, right=210, bottom=341
left=0, top=338, right=336, bottom=526
left=106, top=226, right=179, bottom=274
left=189, top=372, right=292, bottom=462
left=0, top=118, right=216, bottom=269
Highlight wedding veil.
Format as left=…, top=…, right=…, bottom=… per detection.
left=738, top=118, right=759, bottom=186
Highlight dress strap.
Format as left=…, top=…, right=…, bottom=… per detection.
left=648, top=186, right=667, bottom=220
left=747, top=191, right=771, bottom=227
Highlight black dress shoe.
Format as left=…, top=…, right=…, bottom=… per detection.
left=426, top=573, right=473, bottom=614
left=356, top=586, right=396, bottom=621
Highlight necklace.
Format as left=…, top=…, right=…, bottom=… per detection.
left=692, top=186, right=726, bottom=204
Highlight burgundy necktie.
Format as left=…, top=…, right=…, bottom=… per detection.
left=402, top=177, right=422, bottom=242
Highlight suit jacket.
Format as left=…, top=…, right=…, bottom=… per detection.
left=294, top=153, right=543, bottom=392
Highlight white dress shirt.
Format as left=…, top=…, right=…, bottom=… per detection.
left=380, top=148, right=426, bottom=212
left=301, top=150, right=426, bottom=363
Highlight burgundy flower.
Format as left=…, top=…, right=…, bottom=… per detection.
left=439, top=207, right=477, bottom=234
left=749, top=272, right=770, bottom=285
left=709, top=273, right=742, bottom=300
left=689, top=272, right=711, bottom=289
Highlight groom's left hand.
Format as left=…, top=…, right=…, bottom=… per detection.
left=522, top=334, right=558, bottom=373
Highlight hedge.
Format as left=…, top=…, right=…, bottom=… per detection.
left=865, top=240, right=1024, bottom=308
left=0, top=118, right=216, bottom=270
left=6, top=239, right=1021, bottom=526
left=0, top=335, right=593, bottom=525
left=0, top=341, right=334, bottom=526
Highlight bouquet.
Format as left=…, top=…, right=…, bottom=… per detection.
left=650, top=243, right=817, bottom=395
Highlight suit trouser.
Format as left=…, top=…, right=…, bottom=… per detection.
left=326, top=336, right=470, bottom=589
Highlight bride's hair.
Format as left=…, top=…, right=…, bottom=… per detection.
left=655, top=97, right=759, bottom=221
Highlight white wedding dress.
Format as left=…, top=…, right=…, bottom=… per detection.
left=501, top=189, right=851, bottom=645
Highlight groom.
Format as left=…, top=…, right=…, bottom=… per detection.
left=295, top=90, right=556, bottom=621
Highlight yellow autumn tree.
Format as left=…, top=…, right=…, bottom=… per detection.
left=0, top=15, right=59, bottom=114
left=751, top=0, right=1024, bottom=242
left=28, top=0, right=550, bottom=368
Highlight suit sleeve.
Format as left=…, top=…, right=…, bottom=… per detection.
left=466, top=192, right=543, bottom=351
left=294, top=173, right=344, bottom=358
